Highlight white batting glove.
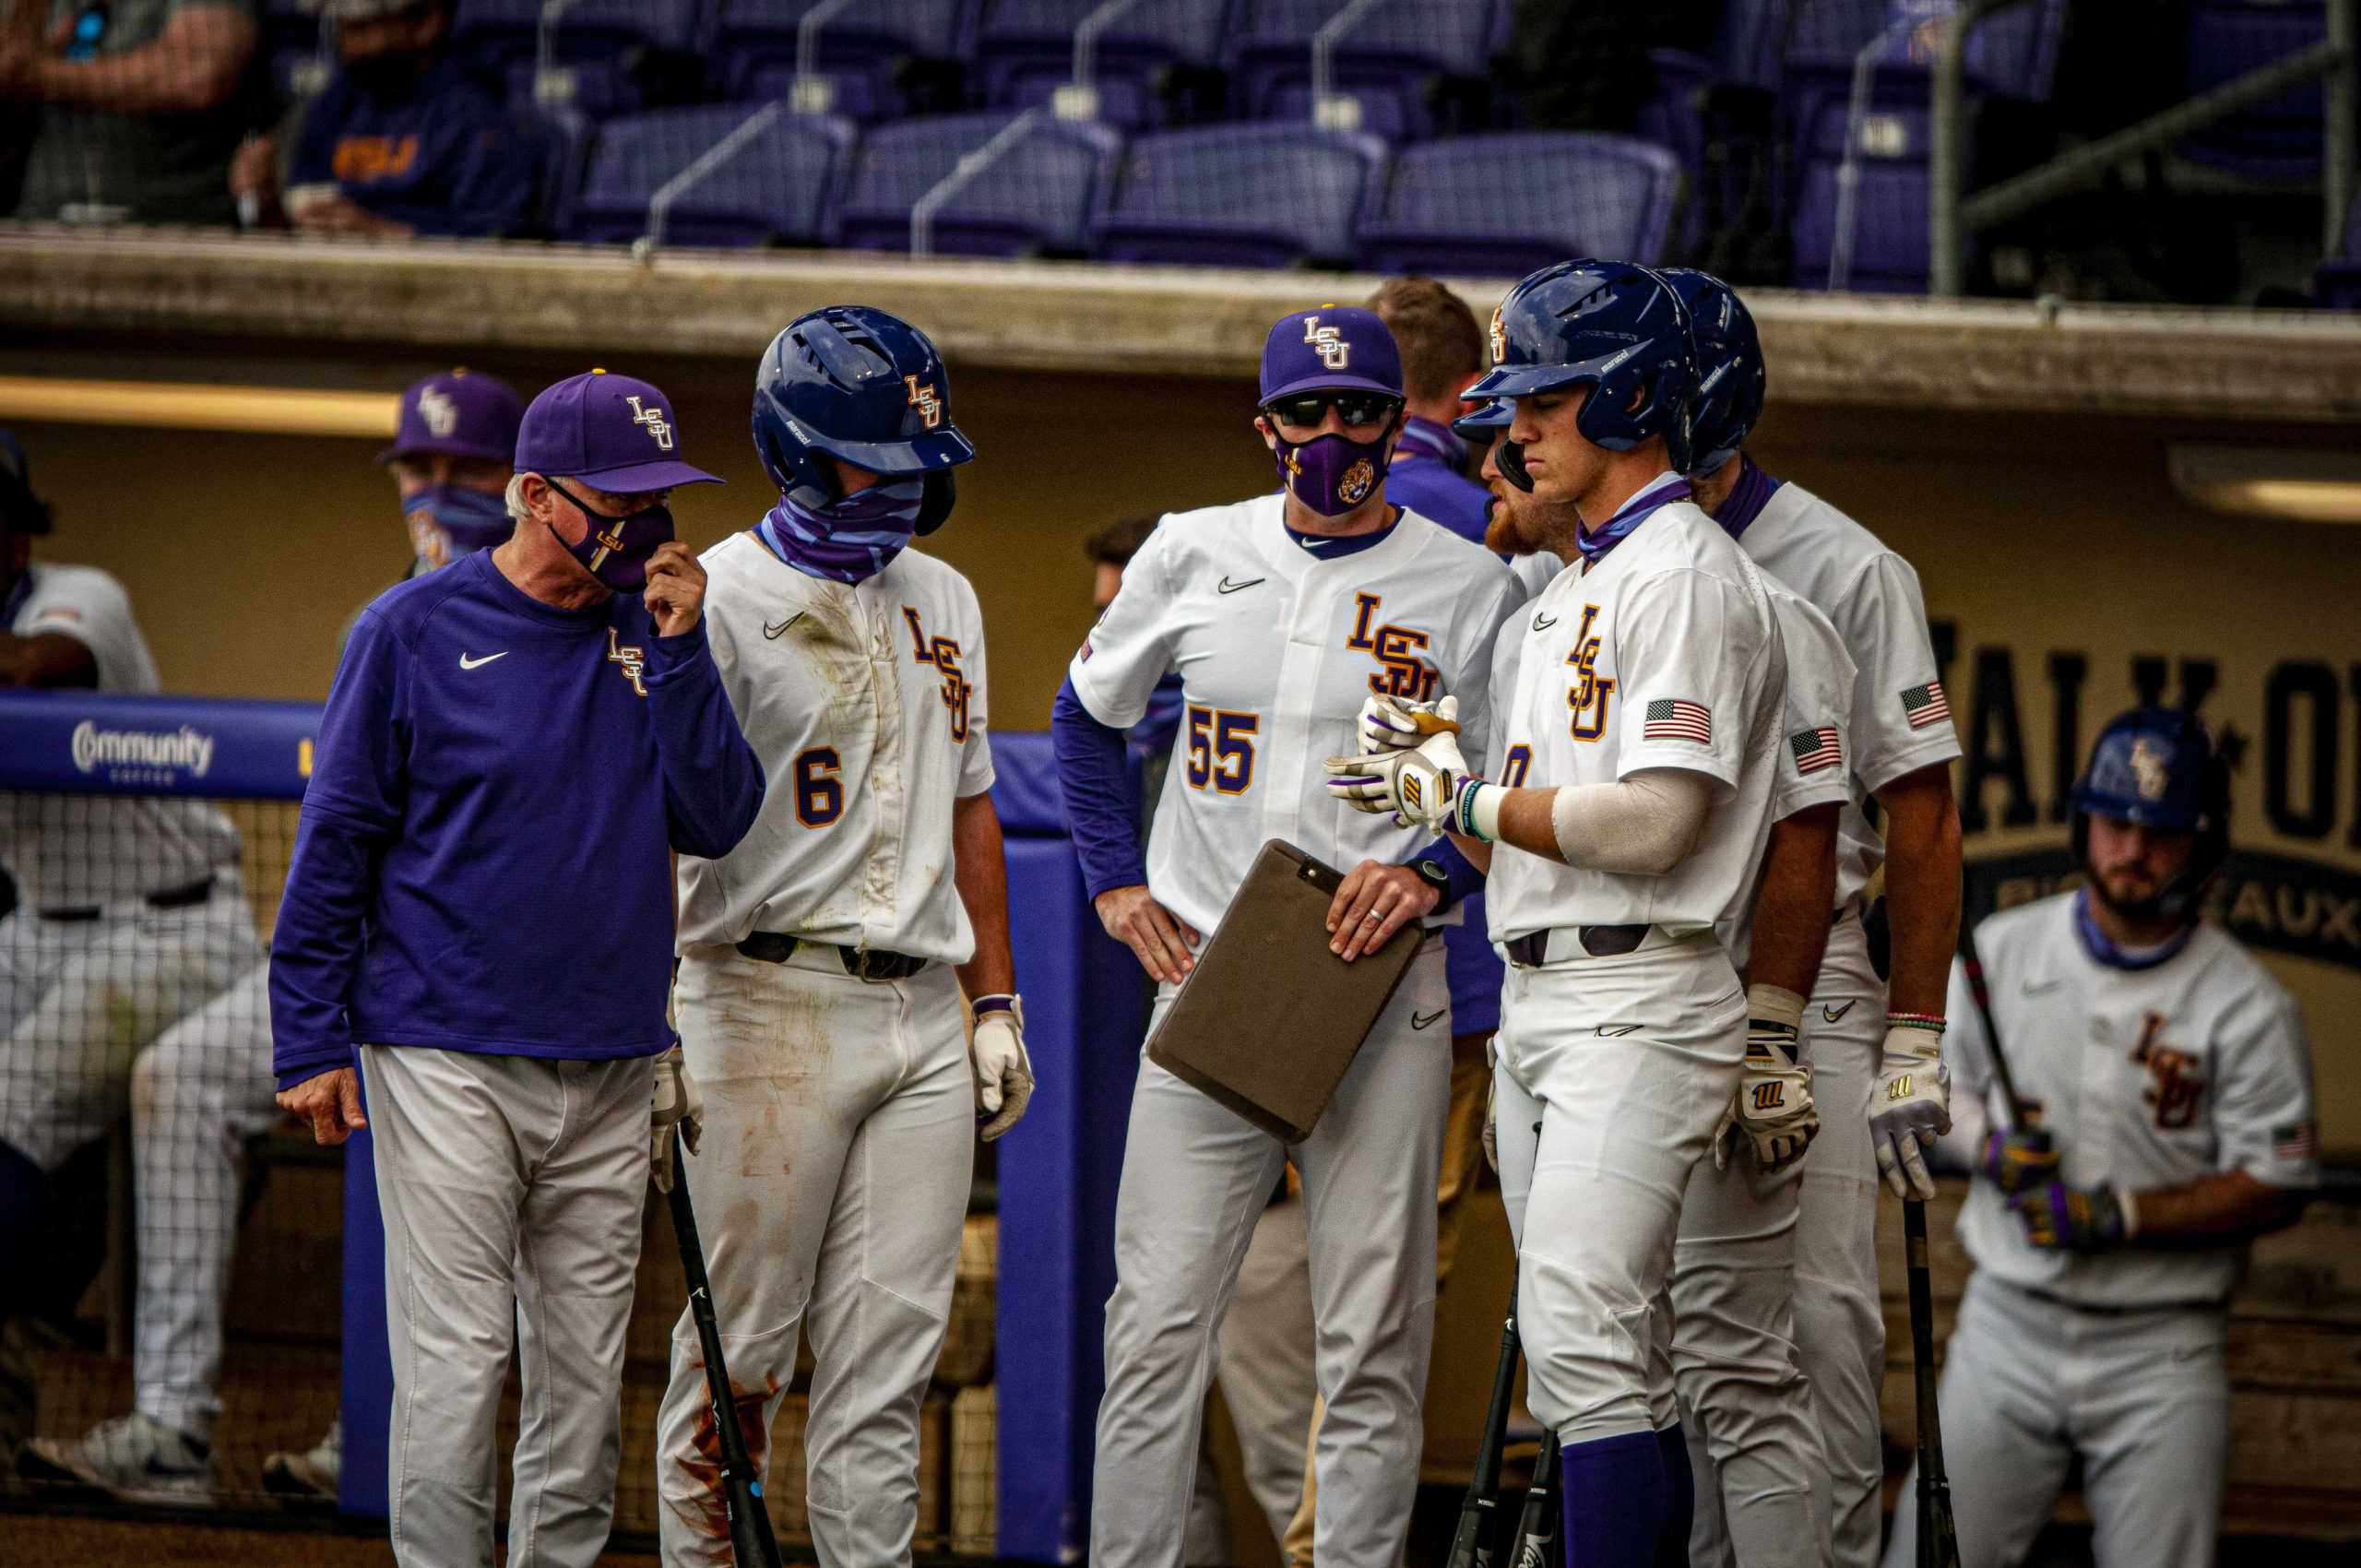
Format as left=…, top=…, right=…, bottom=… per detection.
left=1714, top=1015, right=1818, bottom=1173
left=650, top=1044, right=703, bottom=1193
left=1359, top=692, right=1460, bottom=753
left=969, top=995, right=1036, bottom=1142
left=1324, top=728, right=1471, bottom=831
left=1871, top=1023, right=1952, bottom=1200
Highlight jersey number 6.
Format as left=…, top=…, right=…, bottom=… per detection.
left=794, top=746, right=844, bottom=827
left=1185, top=706, right=1257, bottom=795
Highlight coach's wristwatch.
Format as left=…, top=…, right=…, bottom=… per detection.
left=1407, top=855, right=1454, bottom=903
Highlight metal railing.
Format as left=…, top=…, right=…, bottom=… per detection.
left=1930, top=0, right=2357, bottom=295
left=1052, top=0, right=1151, bottom=122
left=635, top=101, right=787, bottom=255
left=910, top=109, right=1047, bottom=255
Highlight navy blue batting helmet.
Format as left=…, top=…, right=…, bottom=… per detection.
left=1663, top=268, right=1763, bottom=476
left=753, top=306, right=976, bottom=534
left=2071, top=707, right=2232, bottom=916
left=1462, top=259, right=1699, bottom=473
left=1452, top=396, right=1513, bottom=442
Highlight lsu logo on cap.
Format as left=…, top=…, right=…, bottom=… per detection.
left=904, top=374, right=943, bottom=430
left=1301, top=315, right=1350, bottom=371
left=1488, top=304, right=1506, bottom=364
left=418, top=387, right=458, bottom=438
left=624, top=395, right=674, bottom=451
left=1338, top=458, right=1375, bottom=505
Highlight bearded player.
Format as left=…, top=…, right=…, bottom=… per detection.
left=653, top=307, right=1033, bottom=1568
left=1057, top=304, right=1518, bottom=1566
left=1885, top=709, right=2315, bottom=1568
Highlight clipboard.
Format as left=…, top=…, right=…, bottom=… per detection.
left=1145, top=839, right=1426, bottom=1143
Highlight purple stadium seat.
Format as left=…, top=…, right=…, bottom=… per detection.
left=712, top=0, right=972, bottom=122
left=2179, top=1, right=2329, bottom=181
left=836, top=109, right=1121, bottom=255
left=1089, top=122, right=1386, bottom=268
left=1228, top=0, right=1497, bottom=141
left=454, top=0, right=706, bottom=118
left=974, top=0, right=1231, bottom=129
left=561, top=103, right=855, bottom=247
left=1789, top=100, right=1934, bottom=291
left=1357, top=132, right=1684, bottom=275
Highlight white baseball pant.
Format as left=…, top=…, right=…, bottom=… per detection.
left=1882, top=1274, right=2229, bottom=1568
left=1789, top=913, right=1891, bottom=1568
left=1092, top=941, right=1448, bottom=1568
left=655, top=944, right=973, bottom=1568
left=1212, top=1194, right=1319, bottom=1554
left=362, top=1042, right=652, bottom=1568
left=1489, top=931, right=1746, bottom=1444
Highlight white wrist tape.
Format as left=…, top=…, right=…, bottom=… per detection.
left=1546, top=769, right=1713, bottom=873
left=1746, top=983, right=1806, bottom=1034
left=1461, top=780, right=1504, bottom=842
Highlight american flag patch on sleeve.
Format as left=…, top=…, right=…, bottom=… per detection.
left=1643, top=698, right=1713, bottom=743
left=1900, top=681, right=1952, bottom=730
left=2272, top=1121, right=2317, bottom=1161
left=1789, top=726, right=1842, bottom=775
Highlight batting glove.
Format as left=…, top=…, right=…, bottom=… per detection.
left=1870, top=1022, right=1952, bottom=1201
left=1358, top=692, right=1460, bottom=753
left=650, top=1044, right=704, bottom=1193
left=969, top=995, right=1036, bottom=1142
left=1715, top=1010, right=1819, bottom=1174
left=2012, top=1182, right=2134, bottom=1253
left=1976, top=1125, right=2059, bottom=1195
left=1323, top=728, right=1471, bottom=831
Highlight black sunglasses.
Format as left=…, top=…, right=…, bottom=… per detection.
left=1263, top=390, right=1404, bottom=432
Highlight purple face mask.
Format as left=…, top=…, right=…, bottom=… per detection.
left=1272, top=431, right=1391, bottom=517
left=758, top=478, right=926, bottom=585
left=548, top=481, right=673, bottom=591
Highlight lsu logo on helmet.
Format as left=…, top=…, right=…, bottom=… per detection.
left=1488, top=304, right=1507, bottom=364
left=904, top=374, right=943, bottom=430
left=1301, top=315, right=1351, bottom=371
left=2131, top=737, right=2170, bottom=802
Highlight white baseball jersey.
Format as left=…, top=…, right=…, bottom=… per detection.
left=1734, top=482, right=1961, bottom=906
left=1066, top=493, right=1521, bottom=938
left=1714, top=583, right=1858, bottom=969
left=1483, top=495, right=1787, bottom=940
left=1947, top=892, right=2319, bottom=1307
left=3, top=563, right=241, bottom=907
left=674, top=532, right=994, bottom=965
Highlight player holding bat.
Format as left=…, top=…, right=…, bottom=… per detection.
left=1883, top=708, right=2318, bottom=1568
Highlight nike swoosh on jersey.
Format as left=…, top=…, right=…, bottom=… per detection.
left=1217, top=576, right=1265, bottom=594
left=1596, top=1023, right=1640, bottom=1037
left=764, top=612, right=806, bottom=639
left=457, top=651, right=508, bottom=670
left=1821, top=1000, right=1858, bottom=1023
left=1411, top=1009, right=1445, bottom=1030
left=1532, top=612, right=1558, bottom=631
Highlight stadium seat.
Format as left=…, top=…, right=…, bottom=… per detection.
left=454, top=0, right=706, bottom=118
left=1357, top=131, right=1684, bottom=275
left=836, top=109, right=1121, bottom=256
left=560, top=103, right=856, bottom=247
left=972, top=0, right=1231, bottom=129
left=1788, top=100, right=1934, bottom=292
left=2315, top=189, right=2361, bottom=309
left=2178, top=1, right=2330, bottom=182
left=1089, top=123, right=1385, bottom=269
left=711, top=0, right=974, bottom=123
left=1228, top=0, right=1499, bottom=141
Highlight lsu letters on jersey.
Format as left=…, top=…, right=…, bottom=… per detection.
left=3, top=563, right=242, bottom=906
left=676, top=531, right=993, bottom=965
left=1731, top=481, right=1961, bottom=906
left=1715, top=584, right=1857, bottom=968
left=1947, top=893, right=2319, bottom=1307
left=1067, top=493, right=1521, bottom=938
left=1485, top=498, right=1787, bottom=940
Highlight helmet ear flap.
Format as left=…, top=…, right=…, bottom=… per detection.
left=916, top=469, right=956, bottom=535
left=753, top=397, right=839, bottom=511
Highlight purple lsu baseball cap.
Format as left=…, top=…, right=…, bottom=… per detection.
left=514, top=370, right=721, bottom=492
left=381, top=369, right=524, bottom=466
left=1260, top=305, right=1405, bottom=405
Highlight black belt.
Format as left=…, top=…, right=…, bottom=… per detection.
left=1504, top=923, right=1651, bottom=967
left=2009, top=1280, right=2225, bottom=1319
left=39, top=875, right=215, bottom=923
left=735, top=931, right=929, bottom=982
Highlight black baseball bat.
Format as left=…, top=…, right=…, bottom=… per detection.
left=1506, top=1430, right=1560, bottom=1568
left=1960, top=932, right=2027, bottom=1129
left=668, top=1129, right=786, bottom=1568
left=1904, top=1200, right=1963, bottom=1568
left=1444, top=1264, right=1522, bottom=1568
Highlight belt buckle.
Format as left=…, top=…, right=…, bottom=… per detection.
left=841, top=946, right=892, bottom=983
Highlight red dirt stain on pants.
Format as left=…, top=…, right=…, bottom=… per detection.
left=682, top=1369, right=779, bottom=1540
